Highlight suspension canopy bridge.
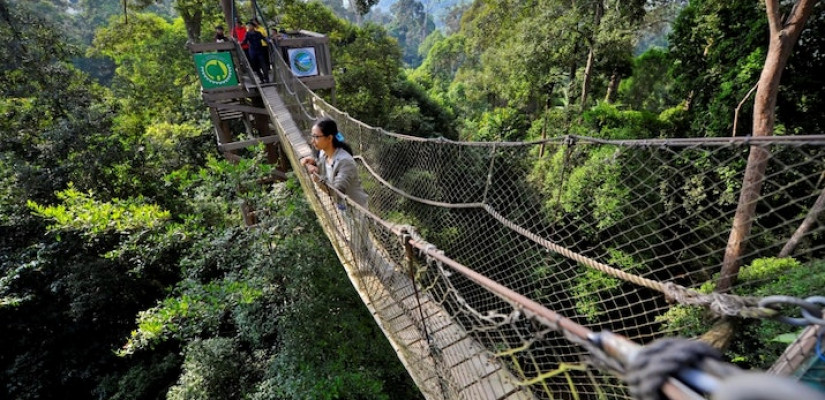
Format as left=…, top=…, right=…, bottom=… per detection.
left=189, top=5, right=825, bottom=399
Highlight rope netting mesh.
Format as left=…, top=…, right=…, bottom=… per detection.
left=265, top=47, right=825, bottom=399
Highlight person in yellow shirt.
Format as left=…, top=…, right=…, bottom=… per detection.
left=251, top=19, right=268, bottom=49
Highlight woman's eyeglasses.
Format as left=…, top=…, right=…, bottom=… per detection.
left=310, top=134, right=325, bottom=140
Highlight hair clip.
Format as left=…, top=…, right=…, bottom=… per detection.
left=335, top=132, right=345, bottom=141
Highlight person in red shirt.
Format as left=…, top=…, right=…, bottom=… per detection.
left=232, top=17, right=249, bottom=58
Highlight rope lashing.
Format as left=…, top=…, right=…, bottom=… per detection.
left=662, top=283, right=778, bottom=319
left=625, top=338, right=724, bottom=400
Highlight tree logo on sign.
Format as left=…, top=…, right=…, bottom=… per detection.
left=194, top=52, right=237, bottom=88
left=202, top=58, right=232, bottom=84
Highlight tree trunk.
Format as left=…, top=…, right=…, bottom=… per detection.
left=178, top=7, right=203, bottom=43
left=779, top=184, right=825, bottom=257
left=604, top=70, right=619, bottom=103
left=580, top=0, right=603, bottom=108
left=717, top=0, right=818, bottom=292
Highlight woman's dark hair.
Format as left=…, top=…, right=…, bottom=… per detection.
left=315, top=118, right=353, bottom=155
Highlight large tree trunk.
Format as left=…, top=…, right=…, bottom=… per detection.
left=580, top=0, right=603, bottom=108
left=717, top=0, right=819, bottom=292
left=177, top=6, right=203, bottom=43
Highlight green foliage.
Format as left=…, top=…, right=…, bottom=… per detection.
left=463, top=107, right=530, bottom=141
left=89, top=13, right=195, bottom=123
left=387, top=77, right=457, bottom=139
left=531, top=145, right=628, bottom=231
left=387, top=0, right=436, bottom=67
left=582, top=101, right=666, bottom=140
left=28, top=185, right=170, bottom=235
left=737, top=257, right=803, bottom=284
left=668, top=0, right=769, bottom=136
left=618, top=48, right=675, bottom=113
left=120, top=279, right=263, bottom=355
left=95, top=351, right=182, bottom=400
left=166, top=338, right=248, bottom=400
left=409, top=32, right=467, bottom=102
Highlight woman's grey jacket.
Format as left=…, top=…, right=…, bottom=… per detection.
left=318, top=148, right=369, bottom=207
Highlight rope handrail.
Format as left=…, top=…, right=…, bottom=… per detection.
left=354, top=155, right=777, bottom=320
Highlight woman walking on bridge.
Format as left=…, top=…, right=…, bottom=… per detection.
left=300, top=118, right=368, bottom=209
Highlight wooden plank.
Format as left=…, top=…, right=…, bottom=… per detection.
left=440, top=336, right=485, bottom=369
left=218, top=135, right=281, bottom=151
left=202, top=87, right=259, bottom=101
left=296, top=30, right=329, bottom=39
left=301, top=75, right=335, bottom=91
left=218, top=112, right=243, bottom=121
left=209, top=103, right=269, bottom=115
left=276, top=37, right=328, bottom=47
left=461, top=373, right=529, bottom=400
left=187, top=41, right=235, bottom=53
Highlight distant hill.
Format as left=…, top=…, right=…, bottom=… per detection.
left=373, top=0, right=467, bottom=30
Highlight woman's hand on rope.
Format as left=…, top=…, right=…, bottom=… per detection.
left=300, top=157, right=320, bottom=182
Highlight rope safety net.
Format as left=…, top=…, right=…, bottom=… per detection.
left=265, top=43, right=825, bottom=399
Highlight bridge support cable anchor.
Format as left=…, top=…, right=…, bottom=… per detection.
left=591, top=331, right=825, bottom=400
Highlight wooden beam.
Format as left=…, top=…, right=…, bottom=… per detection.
left=301, top=75, right=335, bottom=91
left=208, top=103, right=269, bottom=115
left=202, top=87, right=259, bottom=101
left=217, top=111, right=243, bottom=120
left=218, top=134, right=281, bottom=151
left=210, top=108, right=234, bottom=147
left=187, top=42, right=235, bottom=53
left=277, top=37, right=329, bottom=47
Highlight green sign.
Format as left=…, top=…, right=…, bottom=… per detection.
left=194, top=52, right=238, bottom=89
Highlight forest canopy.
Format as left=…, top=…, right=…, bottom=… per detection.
left=1, top=0, right=824, bottom=398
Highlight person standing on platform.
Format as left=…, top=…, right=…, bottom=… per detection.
left=251, top=19, right=269, bottom=50
left=240, top=21, right=270, bottom=83
left=214, top=25, right=227, bottom=42
left=232, top=17, right=249, bottom=59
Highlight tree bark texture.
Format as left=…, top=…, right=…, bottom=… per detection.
left=717, top=0, right=819, bottom=292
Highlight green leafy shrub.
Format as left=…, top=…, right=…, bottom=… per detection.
left=582, top=101, right=666, bottom=140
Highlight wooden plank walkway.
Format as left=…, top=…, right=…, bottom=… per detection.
left=255, top=81, right=535, bottom=400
